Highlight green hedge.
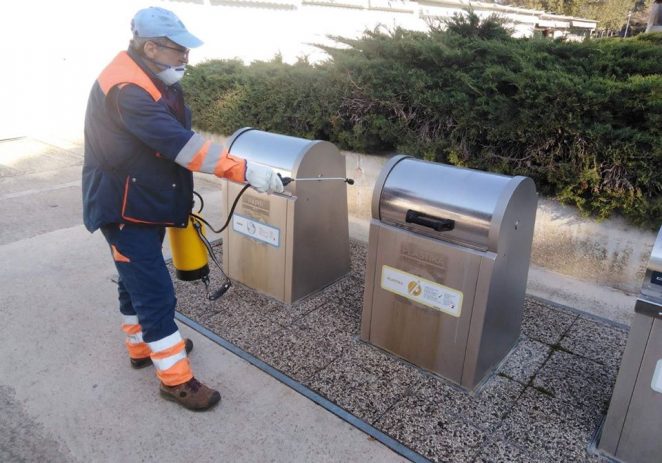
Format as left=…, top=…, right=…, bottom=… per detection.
left=182, top=20, right=662, bottom=228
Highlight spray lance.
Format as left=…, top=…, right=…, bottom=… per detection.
left=168, top=174, right=354, bottom=301
left=277, top=175, right=354, bottom=186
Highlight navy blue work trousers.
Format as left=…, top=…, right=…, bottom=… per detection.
left=100, top=223, right=178, bottom=343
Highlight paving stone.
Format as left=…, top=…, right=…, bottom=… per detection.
left=264, top=298, right=318, bottom=328
left=172, top=278, right=222, bottom=325
left=377, top=374, right=524, bottom=433
left=287, top=292, right=330, bottom=317
left=380, top=400, right=485, bottom=463
left=375, top=374, right=523, bottom=462
left=174, top=295, right=217, bottom=324
left=298, top=304, right=361, bottom=337
left=559, top=316, right=628, bottom=374
left=376, top=376, right=471, bottom=430
left=521, top=298, right=577, bottom=345
left=218, top=282, right=283, bottom=312
left=494, top=387, right=602, bottom=462
left=307, top=339, right=425, bottom=424
left=250, top=321, right=346, bottom=382
left=204, top=303, right=284, bottom=352
left=456, top=375, right=525, bottom=431
left=415, top=419, right=486, bottom=463
left=473, top=439, right=549, bottom=463
left=332, top=276, right=366, bottom=320
left=317, top=274, right=365, bottom=320
left=377, top=382, right=487, bottom=463
left=250, top=303, right=357, bottom=382
left=295, top=273, right=366, bottom=320
left=533, top=350, right=616, bottom=415
left=583, top=452, right=614, bottom=463
left=498, top=337, right=551, bottom=384
left=349, top=239, right=368, bottom=279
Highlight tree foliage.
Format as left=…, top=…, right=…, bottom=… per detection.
left=183, top=14, right=662, bottom=227
left=506, top=0, right=650, bottom=31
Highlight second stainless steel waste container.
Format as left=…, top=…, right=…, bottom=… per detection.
left=598, top=226, right=662, bottom=463
left=361, top=155, right=538, bottom=390
left=221, top=128, right=350, bottom=303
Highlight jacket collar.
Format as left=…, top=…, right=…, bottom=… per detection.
left=126, top=48, right=184, bottom=93
left=126, top=48, right=169, bottom=93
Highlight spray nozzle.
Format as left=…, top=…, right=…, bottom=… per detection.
left=208, top=281, right=232, bottom=301
left=279, top=174, right=293, bottom=186
left=202, top=275, right=232, bottom=301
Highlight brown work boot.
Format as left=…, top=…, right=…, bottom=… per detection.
left=159, top=377, right=221, bottom=411
left=130, top=338, right=193, bottom=369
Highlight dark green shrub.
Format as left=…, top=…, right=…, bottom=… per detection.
left=183, top=57, right=342, bottom=140
left=182, top=20, right=662, bottom=228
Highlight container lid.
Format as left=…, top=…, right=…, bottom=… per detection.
left=373, top=155, right=536, bottom=252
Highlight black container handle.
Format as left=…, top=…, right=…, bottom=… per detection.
left=405, top=210, right=455, bottom=232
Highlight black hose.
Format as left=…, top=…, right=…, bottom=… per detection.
left=193, top=191, right=204, bottom=213
left=191, top=183, right=251, bottom=234
left=190, top=183, right=250, bottom=301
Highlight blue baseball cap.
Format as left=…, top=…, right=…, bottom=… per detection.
left=131, top=7, right=203, bottom=49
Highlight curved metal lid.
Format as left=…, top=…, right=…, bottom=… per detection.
left=225, top=127, right=344, bottom=196
left=226, top=127, right=311, bottom=175
left=373, top=156, right=535, bottom=252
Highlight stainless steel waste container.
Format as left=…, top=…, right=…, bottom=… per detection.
left=220, top=128, right=350, bottom=303
left=360, top=155, right=537, bottom=390
left=598, top=226, right=662, bottom=463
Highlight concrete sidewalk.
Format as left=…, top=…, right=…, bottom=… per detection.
left=0, top=136, right=405, bottom=462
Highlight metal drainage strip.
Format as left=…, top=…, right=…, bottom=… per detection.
left=175, top=312, right=431, bottom=463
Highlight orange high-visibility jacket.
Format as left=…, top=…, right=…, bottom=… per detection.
left=82, top=49, right=246, bottom=231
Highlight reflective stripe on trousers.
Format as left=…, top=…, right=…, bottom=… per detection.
left=121, top=314, right=151, bottom=359
left=148, top=330, right=193, bottom=386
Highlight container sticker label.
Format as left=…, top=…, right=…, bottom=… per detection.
left=652, top=359, right=662, bottom=394
left=380, top=265, right=463, bottom=317
left=232, top=214, right=280, bottom=247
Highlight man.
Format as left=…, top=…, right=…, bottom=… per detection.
left=82, top=6, right=283, bottom=411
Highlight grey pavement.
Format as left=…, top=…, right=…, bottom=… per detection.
left=0, top=136, right=406, bottom=463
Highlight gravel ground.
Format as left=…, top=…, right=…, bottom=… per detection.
left=171, top=239, right=626, bottom=463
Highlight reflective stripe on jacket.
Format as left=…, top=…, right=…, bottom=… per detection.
left=82, top=50, right=246, bottom=232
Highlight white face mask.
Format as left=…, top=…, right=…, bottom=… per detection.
left=156, top=65, right=186, bottom=86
